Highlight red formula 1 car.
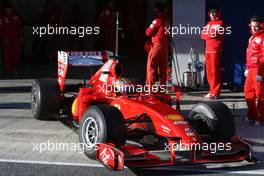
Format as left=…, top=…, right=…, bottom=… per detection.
left=31, top=51, right=258, bottom=171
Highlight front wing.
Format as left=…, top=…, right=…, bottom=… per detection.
left=96, top=137, right=259, bottom=171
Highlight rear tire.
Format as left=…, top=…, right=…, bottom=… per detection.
left=79, top=104, right=126, bottom=159
left=31, top=79, right=61, bottom=120
left=187, top=101, right=235, bottom=141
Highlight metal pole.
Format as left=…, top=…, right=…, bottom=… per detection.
left=115, top=12, right=119, bottom=56
left=190, top=45, right=196, bottom=89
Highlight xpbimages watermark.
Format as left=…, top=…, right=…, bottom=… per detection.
left=32, top=141, right=98, bottom=154
left=32, top=24, right=100, bottom=37
left=98, top=84, right=166, bottom=95
left=165, top=141, right=232, bottom=154
left=165, top=24, right=232, bottom=37
left=32, top=141, right=232, bottom=154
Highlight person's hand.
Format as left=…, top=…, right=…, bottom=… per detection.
left=256, top=75, right=262, bottom=82
left=121, top=32, right=125, bottom=39
left=244, top=69, right=248, bottom=77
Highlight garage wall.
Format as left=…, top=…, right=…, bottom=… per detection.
left=172, top=0, right=206, bottom=87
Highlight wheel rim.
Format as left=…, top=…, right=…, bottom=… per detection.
left=82, top=117, right=99, bottom=148
left=32, top=88, right=37, bottom=112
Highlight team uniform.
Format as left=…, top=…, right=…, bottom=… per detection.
left=98, top=8, right=116, bottom=52
left=244, top=29, right=264, bottom=123
left=1, top=11, right=22, bottom=75
left=201, top=19, right=224, bottom=97
left=146, top=12, right=170, bottom=87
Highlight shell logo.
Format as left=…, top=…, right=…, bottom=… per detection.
left=167, top=114, right=183, bottom=121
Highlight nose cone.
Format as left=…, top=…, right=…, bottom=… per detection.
left=171, top=121, right=202, bottom=145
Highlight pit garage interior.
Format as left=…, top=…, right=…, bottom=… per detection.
left=173, top=0, right=264, bottom=89
left=0, top=0, right=263, bottom=89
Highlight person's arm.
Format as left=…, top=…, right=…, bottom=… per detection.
left=0, top=18, right=2, bottom=38
left=257, top=38, right=264, bottom=77
left=201, top=23, right=211, bottom=40
left=211, top=21, right=225, bottom=39
left=146, top=18, right=161, bottom=37
left=16, top=15, right=23, bottom=41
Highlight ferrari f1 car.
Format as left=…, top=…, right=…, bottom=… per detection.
left=31, top=51, right=258, bottom=171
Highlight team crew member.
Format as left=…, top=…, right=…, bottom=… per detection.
left=1, top=4, right=22, bottom=76
left=146, top=2, right=170, bottom=88
left=97, top=1, right=117, bottom=52
left=201, top=7, right=224, bottom=99
left=244, top=16, right=264, bottom=125
left=69, top=3, right=84, bottom=50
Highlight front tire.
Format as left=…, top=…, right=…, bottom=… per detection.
left=187, top=101, right=235, bottom=141
left=79, top=104, right=126, bottom=159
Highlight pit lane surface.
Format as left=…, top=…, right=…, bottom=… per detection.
left=0, top=79, right=263, bottom=176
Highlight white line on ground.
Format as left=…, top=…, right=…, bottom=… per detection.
left=1, top=159, right=262, bottom=175
left=0, top=159, right=103, bottom=168
left=151, top=167, right=264, bottom=175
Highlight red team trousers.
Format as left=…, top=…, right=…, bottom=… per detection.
left=205, top=51, right=222, bottom=96
left=244, top=68, right=264, bottom=122
left=3, top=39, right=22, bottom=74
left=146, top=42, right=168, bottom=86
